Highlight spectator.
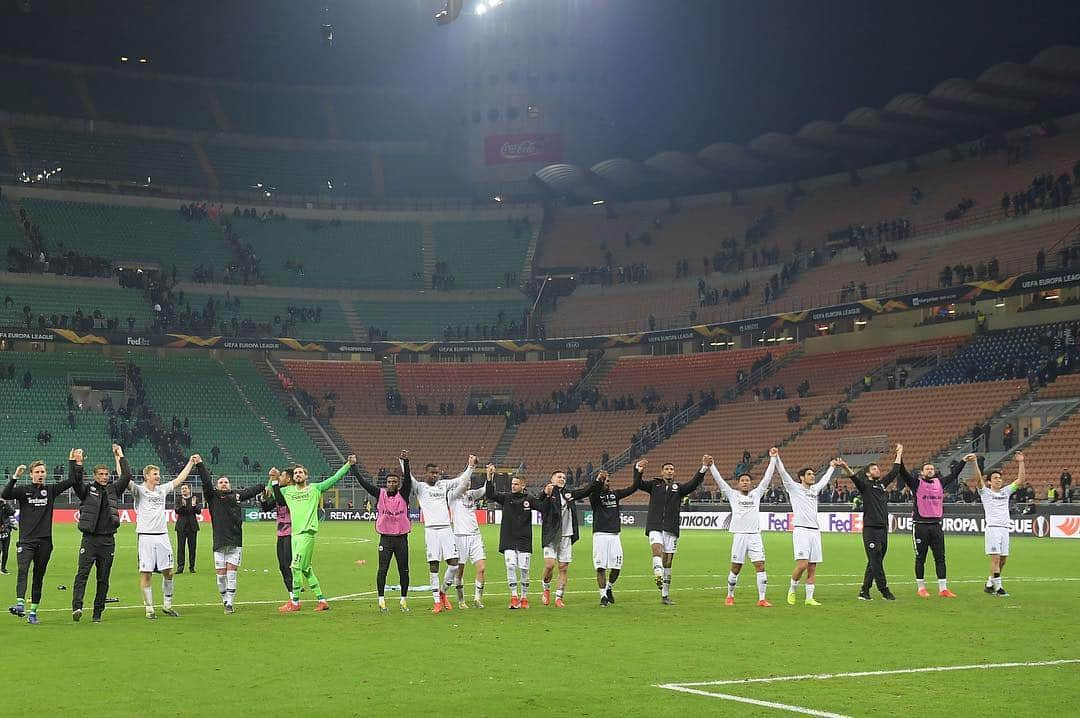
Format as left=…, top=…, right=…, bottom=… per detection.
left=971, top=424, right=982, bottom=451
left=211, top=445, right=221, bottom=464
left=1047, top=484, right=1059, bottom=503
left=1002, top=423, right=1014, bottom=450
left=1062, top=469, right=1072, bottom=502
left=22, top=371, right=32, bottom=389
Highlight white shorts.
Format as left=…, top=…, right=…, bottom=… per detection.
left=985, top=527, right=1010, bottom=556
left=454, top=534, right=486, bottom=565
left=792, top=527, right=823, bottom=564
left=648, top=530, right=679, bottom=554
left=213, top=546, right=242, bottom=570
left=424, top=526, right=459, bottom=562
left=592, top=532, right=624, bottom=570
left=138, top=534, right=174, bottom=573
left=543, top=537, right=573, bottom=563
left=731, top=533, right=766, bottom=564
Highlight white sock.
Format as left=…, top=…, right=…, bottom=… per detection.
left=789, top=579, right=799, bottom=593
left=604, top=581, right=613, bottom=590
left=555, top=584, right=565, bottom=599
left=141, top=586, right=153, bottom=611
left=756, top=572, right=768, bottom=601
left=162, top=578, right=174, bottom=609
left=475, top=581, right=484, bottom=600
left=937, top=578, right=948, bottom=592
left=600, top=587, right=608, bottom=599
left=986, top=575, right=994, bottom=588
left=505, top=557, right=518, bottom=597
left=806, top=583, right=815, bottom=600
left=542, top=580, right=551, bottom=591
left=651, top=555, right=663, bottom=575
left=993, top=576, right=1002, bottom=590
left=662, top=567, right=672, bottom=598
left=429, top=572, right=440, bottom=602
left=518, top=555, right=531, bottom=598
left=727, top=571, right=738, bottom=598
left=225, top=571, right=237, bottom=605
left=216, top=574, right=227, bottom=601
left=916, top=578, right=926, bottom=591
left=442, top=567, right=455, bottom=593
left=378, top=596, right=387, bottom=609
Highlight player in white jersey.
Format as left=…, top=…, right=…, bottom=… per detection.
left=127, top=448, right=196, bottom=618
left=447, top=464, right=491, bottom=608
left=967, top=451, right=1023, bottom=597
left=400, top=450, right=475, bottom=613
left=772, top=448, right=835, bottom=606
left=710, top=455, right=773, bottom=607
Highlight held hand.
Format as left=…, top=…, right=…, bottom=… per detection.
left=894, top=443, right=903, bottom=456
left=702, top=454, right=713, bottom=467
left=347, top=454, right=358, bottom=466
left=269, top=467, right=280, bottom=480
left=1014, top=451, right=1024, bottom=463
left=829, top=458, right=838, bottom=468
left=191, top=454, right=203, bottom=465
left=544, top=483, right=554, bottom=496
left=486, top=464, right=496, bottom=479
left=468, top=454, right=478, bottom=468
left=769, top=447, right=779, bottom=458
left=635, top=459, right=648, bottom=472
left=399, top=449, right=409, bottom=460
left=112, top=444, right=124, bottom=458
left=72, top=449, right=84, bottom=465
left=598, top=470, right=609, bottom=481
left=963, top=453, right=978, bottom=463
left=14, top=465, right=26, bottom=479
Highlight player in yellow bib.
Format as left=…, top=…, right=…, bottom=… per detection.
left=271, top=455, right=356, bottom=612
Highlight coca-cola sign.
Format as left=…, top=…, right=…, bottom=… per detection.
left=484, top=133, right=563, bottom=165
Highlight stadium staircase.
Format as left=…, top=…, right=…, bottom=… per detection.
left=339, top=303, right=365, bottom=342
left=192, top=141, right=219, bottom=190
left=215, top=357, right=296, bottom=465
left=1, top=127, right=18, bottom=171
left=519, top=222, right=542, bottom=288
left=421, top=222, right=437, bottom=289
left=381, top=360, right=400, bottom=403
left=257, top=357, right=352, bottom=471
left=491, top=423, right=519, bottom=466
left=576, top=355, right=617, bottom=395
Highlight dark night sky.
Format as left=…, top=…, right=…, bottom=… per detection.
left=2, top=0, right=1079, bottom=157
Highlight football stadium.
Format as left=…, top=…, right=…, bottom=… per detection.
left=1, top=1, right=1079, bottom=715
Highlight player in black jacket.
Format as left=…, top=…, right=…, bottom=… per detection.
left=585, top=469, right=640, bottom=606
left=536, top=470, right=594, bottom=607
left=174, top=483, right=201, bottom=574
left=635, top=456, right=709, bottom=604
left=70, top=446, right=133, bottom=622
left=485, top=472, right=539, bottom=609
left=839, top=446, right=902, bottom=601
left=0, top=496, right=15, bottom=575
left=195, top=456, right=263, bottom=614
left=2, top=454, right=80, bottom=623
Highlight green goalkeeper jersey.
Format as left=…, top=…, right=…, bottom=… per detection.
left=279, top=464, right=350, bottom=534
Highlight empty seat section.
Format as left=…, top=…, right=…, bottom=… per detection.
left=396, top=360, right=584, bottom=409
left=334, top=92, right=425, bottom=142
left=0, top=60, right=84, bottom=118
left=0, top=279, right=154, bottom=330
left=282, top=360, right=386, bottom=415
left=228, top=216, right=422, bottom=290
left=333, top=415, right=505, bottom=477
left=353, top=299, right=526, bottom=341
left=916, top=321, right=1074, bottom=386
left=382, top=153, right=464, bottom=198
left=20, top=198, right=230, bottom=279
left=204, top=143, right=369, bottom=196
left=216, top=86, right=329, bottom=139
left=1037, top=373, right=1080, bottom=400
left=1014, top=412, right=1080, bottom=493
left=433, top=221, right=531, bottom=289
left=11, top=128, right=206, bottom=188
left=85, top=73, right=216, bottom=131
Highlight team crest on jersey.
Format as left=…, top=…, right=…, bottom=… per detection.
left=564, top=492, right=572, bottom=501
left=523, top=501, right=531, bottom=509
left=40, top=489, right=47, bottom=497
left=671, top=483, right=679, bottom=491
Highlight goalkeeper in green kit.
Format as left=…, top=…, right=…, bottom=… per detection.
left=271, top=454, right=357, bottom=612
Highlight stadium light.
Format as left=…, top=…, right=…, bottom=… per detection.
left=1045, top=292, right=1060, bottom=300
left=120, top=56, right=129, bottom=63
left=138, top=57, right=149, bottom=64
left=995, top=299, right=1006, bottom=307
left=435, top=0, right=464, bottom=25
left=592, top=200, right=605, bottom=205
left=475, top=2, right=488, bottom=15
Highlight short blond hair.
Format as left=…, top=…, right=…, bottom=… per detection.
left=142, top=464, right=160, bottom=478
left=29, top=460, right=45, bottom=471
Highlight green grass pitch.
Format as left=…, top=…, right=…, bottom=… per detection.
left=3, top=524, right=1077, bottom=717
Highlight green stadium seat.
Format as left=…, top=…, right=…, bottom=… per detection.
left=382, top=153, right=464, bottom=198
left=0, top=279, right=155, bottom=331
left=216, top=86, right=329, bottom=140
left=353, top=299, right=526, bottom=341
left=179, top=292, right=352, bottom=341
left=204, top=143, right=369, bottom=196
left=433, top=221, right=531, bottom=289
left=0, top=60, right=85, bottom=118
left=84, top=73, right=217, bottom=131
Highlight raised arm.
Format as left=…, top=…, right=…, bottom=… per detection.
left=53, top=449, right=85, bottom=495
left=238, top=483, right=263, bottom=502
left=613, top=469, right=640, bottom=500
left=0, top=465, right=21, bottom=500
left=399, top=450, right=417, bottom=483
left=709, top=462, right=733, bottom=498
left=678, top=456, right=710, bottom=497
left=772, top=449, right=798, bottom=492
left=314, top=455, right=356, bottom=493
left=812, top=463, right=836, bottom=494
left=484, top=464, right=508, bottom=505
left=753, top=453, right=775, bottom=496
left=350, top=464, right=381, bottom=499
left=167, top=455, right=197, bottom=492
left=195, top=457, right=214, bottom=496
left=964, top=453, right=984, bottom=493
left=69, top=450, right=88, bottom=500
left=633, top=460, right=653, bottom=495
left=1007, top=452, right=1024, bottom=494
left=447, top=455, right=478, bottom=500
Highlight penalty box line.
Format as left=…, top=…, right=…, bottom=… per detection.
left=657, top=659, right=1080, bottom=717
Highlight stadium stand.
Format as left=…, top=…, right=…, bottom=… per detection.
left=353, top=298, right=526, bottom=341
left=215, top=86, right=330, bottom=140
left=281, top=359, right=387, bottom=415
left=18, top=198, right=231, bottom=279
left=11, top=128, right=206, bottom=189
left=228, top=216, right=422, bottom=290
left=0, top=279, right=155, bottom=331
left=382, top=153, right=465, bottom=198
left=396, top=360, right=585, bottom=410
left=915, top=321, right=1076, bottom=386
left=432, top=220, right=533, bottom=289
left=83, top=73, right=218, bottom=131
left=202, top=143, right=370, bottom=196
left=0, top=59, right=85, bottom=118
left=178, top=293, right=351, bottom=341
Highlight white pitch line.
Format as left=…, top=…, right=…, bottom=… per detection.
left=657, top=685, right=851, bottom=718
left=666, top=658, right=1080, bottom=688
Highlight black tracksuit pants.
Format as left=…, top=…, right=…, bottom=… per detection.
left=16, top=538, right=53, bottom=604
left=176, top=528, right=197, bottom=571
left=0, top=534, right=9, bottom=572
left=377, top=534, right=410, bottom=598
left=277, top=535, right=293, bottom=593
left=861, top=526, right=890, bottom=593
left=72, top=534, right=115, bottom=616
left=913, top=522, right=947, bottom=580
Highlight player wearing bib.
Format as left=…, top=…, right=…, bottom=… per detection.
left=772, top=448, right=835, bottom=607
left=585, top=469, right=640, bottom=606
left=710, top=456, right=772, bottom=607
left=635, top=457, right=709, bottom=605
left=272, top=456, right=356, bottom=612
left=896, top=445, right=964, bottom=598
left=263, top=468, right=305, bottom=612
left=968, top=451, right=1023, bottom=597
left=131, top=452, right=195, bottom=619
left=537, top=470, right=593, bottom=608
left=352, top=464, right=414, bottom=613
left=195, top=457, right=264, bottom=614
left=400, top=450, right=476, bottom=613
left=448, top=464, right=492, bottom=608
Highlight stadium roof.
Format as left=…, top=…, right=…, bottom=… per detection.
left=535, top=44, right=1080, bottom=201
